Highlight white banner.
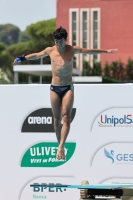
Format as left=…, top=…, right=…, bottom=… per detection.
left=0, top=84, right=133, bottom=200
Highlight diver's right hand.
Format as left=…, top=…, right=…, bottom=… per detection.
left=13, top=54, right=26, bottom=65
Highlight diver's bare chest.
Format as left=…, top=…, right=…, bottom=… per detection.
left=50, top=53, right=73, bottom=68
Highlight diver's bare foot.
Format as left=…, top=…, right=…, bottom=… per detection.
left=56, top=146, right=66, bottom=160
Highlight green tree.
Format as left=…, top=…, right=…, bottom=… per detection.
left=0, top=42, right=5, bottom=51
left=103, top=62, right=111, bottom=77
left=102, top=76, right=118, bottom=83
left=6, top=42, right=33, bottom=59
left=6, top=41, right=51, bottom=65
left=18, top=31, right=30, bottom=42
left=125, top=58, right=133, bottom=81
left=82, top=61, right=102, bottom=76
left=0, top=24, right=20, bottom=46
left=110, top=60, right=125, bottom=81
left=26, top=18, right=55, bottom=49
left=82, top=61, right=92, bottom=76
left=92, top=61, right=102, bottom=76
left=0, top=42, right=12, bottom=70
left=0, top=42, right=13, bottom=83
left=0, top=18, right=56, bottom=83
left=110, top=61, right=118, bottom=79
left=6, top=18, right=56, bottom=65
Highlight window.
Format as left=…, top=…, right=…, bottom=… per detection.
left=83, top=11, right=87, bottom=49
left=93, top=11, right=98, bottom=61
left=69, top=9, right=79, bottom=68
left=90, top=8, right=100, bottom=65
left=80, top=9, right=89, bottom=70
left=72, top=12, right=77, bottom=46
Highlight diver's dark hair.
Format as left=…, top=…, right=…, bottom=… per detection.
left=53, top=26, right=68, bottom=40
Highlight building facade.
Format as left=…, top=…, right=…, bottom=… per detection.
left=56, top=0, right=133, bottom=71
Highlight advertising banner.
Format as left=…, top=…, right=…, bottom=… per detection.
left=0, top=84, right=133, bottom=200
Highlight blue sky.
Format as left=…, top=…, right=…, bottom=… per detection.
left=0, top=0, right=56, bottom=31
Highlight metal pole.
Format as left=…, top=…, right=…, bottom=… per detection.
left=14, top=72, right=18, bottom=84
left=40, top=76, right=42, bottom=84
left=40, top=57, right=43, bottom=65
left=28, top=75, right=32, bottom=84
left=40, top=56, right=43, bottom=83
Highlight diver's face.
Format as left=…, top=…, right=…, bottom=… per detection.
left=54, top=38, right=66, bottom=49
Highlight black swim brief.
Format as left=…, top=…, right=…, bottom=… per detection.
left=50, top=84, right=73, bottom=98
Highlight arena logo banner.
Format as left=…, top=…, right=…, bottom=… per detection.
left=91, top=108, right=133, bottom=131
left=21, top=142, right=76, bottom=167
left=21, top=108, right=76, bottom=133
left=91, top=143, right=133, bottom=167
left=19, top=176, right=79, bottom=200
